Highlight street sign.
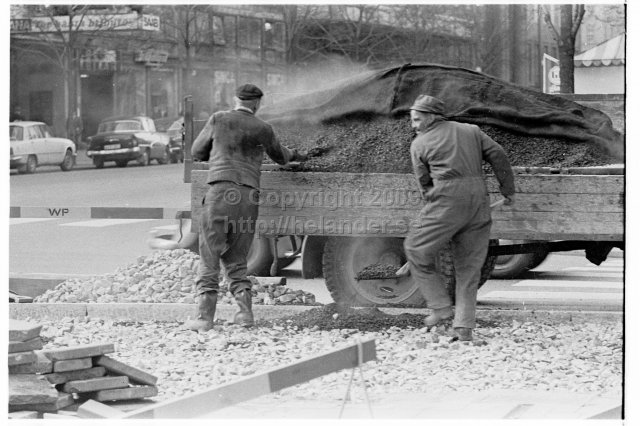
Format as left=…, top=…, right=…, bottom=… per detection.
left=10, top=14, right=160, bottom=33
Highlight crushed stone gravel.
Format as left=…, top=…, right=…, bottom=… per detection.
left=33, top=249, right=318, bottom=306
left=27, top=310, right=621, bottom=404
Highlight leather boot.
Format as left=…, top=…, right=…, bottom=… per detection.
left=454, top=327, right=473, bottom=341
left=185, top=291, right=218, bottom=331
left=424, top=306, right=454, bottom=327
left=233, top=289, right=254, bottom=327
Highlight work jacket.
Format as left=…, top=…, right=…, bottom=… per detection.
left=191, top=108, right=297, bottom=189
left=410, top=118, right=515, bottom=200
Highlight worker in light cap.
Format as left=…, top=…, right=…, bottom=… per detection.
left=188, top=83, right=309, bottom=331
left=402, top=94, right=515, bottom=341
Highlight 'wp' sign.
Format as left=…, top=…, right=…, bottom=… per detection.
left=11, top=13, right=160, bottom=33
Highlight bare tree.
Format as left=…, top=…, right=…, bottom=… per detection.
left=543, top=4, right=585, bottom=93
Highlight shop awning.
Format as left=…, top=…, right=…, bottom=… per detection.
left=574, top=33, right=625, bottom=67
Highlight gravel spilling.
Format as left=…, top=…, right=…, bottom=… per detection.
left=29, top=310, right=622, bottom=403
left=33, top=249, right=318, bottom=306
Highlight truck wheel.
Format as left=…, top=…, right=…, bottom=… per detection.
left=490, top=240, right=549, bottom=279
left=322, top=237, right=497, bottom=308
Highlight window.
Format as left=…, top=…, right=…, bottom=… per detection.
left=213, top=15, right=225, bottom=45
left=10, top=126, right=23, bottom=141
left=38, top=124, right=52, bottom=138
left=223, top=15, right=236, bottom=46
left=238, top=17, right=261, bottom=49
left=27, top=125, right=44, bottom=139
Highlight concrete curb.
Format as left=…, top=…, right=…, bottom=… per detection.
left=9, top=303, right=622, bottom=323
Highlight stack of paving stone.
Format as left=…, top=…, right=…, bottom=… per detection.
left=8, top=319, right=158, bottom=419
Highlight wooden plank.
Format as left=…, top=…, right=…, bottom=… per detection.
left=77, top=400, right=127, bottom=419
left=9, top=319, right=43, bottom=342
left=62, top=376, right=130, bottom=393
left=190, top=170, right=624, bottom=240
left=9, top=337, right=44, bottom=353
left=123, top=338, right=376, bottom=419
left=94, top=355, right=158, bottom=386
left=87, top=385, right=158, bottom=402
left=45, top=366, right=107, bottom=385
left=8, top=351, right=37, bottom=366
left=42, top=342, right=115, bottom=361
left=53, top=357, right=92, bottom=372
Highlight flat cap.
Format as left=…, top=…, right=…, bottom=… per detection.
left=236, top=84, right=264, bottom=100
left=410, top=95, right=445, bottom=115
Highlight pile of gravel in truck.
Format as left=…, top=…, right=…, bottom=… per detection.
left=261, top=64, right=623, bottom=172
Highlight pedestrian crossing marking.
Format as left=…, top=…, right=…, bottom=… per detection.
left=59, top=219, right=156, bottom=228
left=512, top=280, right=622, bottom=289
left=480, top=291, right=622, bottom=301
left=10, top=218, right=57, bottom=225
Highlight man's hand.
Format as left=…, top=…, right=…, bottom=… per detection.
left=503, top=194, right=516, bottom=206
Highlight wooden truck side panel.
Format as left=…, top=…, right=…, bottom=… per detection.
left=190, top=171, right=623, bottom=242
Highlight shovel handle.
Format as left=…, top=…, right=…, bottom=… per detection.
left=490, top=198, right=506, bottom=209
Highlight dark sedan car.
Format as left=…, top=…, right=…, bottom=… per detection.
left=86, top=116, right=171, bottom=168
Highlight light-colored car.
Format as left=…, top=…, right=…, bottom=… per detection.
left=10, top=121, right=76, bottom=174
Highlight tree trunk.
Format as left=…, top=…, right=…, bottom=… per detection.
left=559, top=5, right=576, bottom=93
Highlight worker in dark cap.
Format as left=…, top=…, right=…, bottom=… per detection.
left=187, top=84, right=309, bottom=331
left=402, top=94, right=515, bottom=341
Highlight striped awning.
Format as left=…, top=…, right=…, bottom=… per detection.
left=574, top=33, right=625, bottom=68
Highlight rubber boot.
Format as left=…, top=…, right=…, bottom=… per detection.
left=185, top=291, right=218, bottom=332
left=424, top=306, right=454, bottom=327
left=233, top=289, right=254, bottom=327
left=454, top=327, right=473, bottom=342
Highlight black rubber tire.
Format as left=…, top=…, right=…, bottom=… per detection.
left=156, top=147, right=169, bottom=165
left=137, top=150, right=150, bottom=166
left=490, top=240, right=549, bottom=279
left=60, top=149, right=74, bottom=171
left=24, top=155, right=37, bottom=174
left=322, top=237, right=497, bottom=307
left=93, top=158, right=104, bottom=169
left=115, top=160, right=128, bottom=168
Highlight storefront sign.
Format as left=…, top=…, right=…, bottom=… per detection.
left=11, top=13, right=160, bottom=33
left=135, top=49, right=169, bottom=65
left=80, top=48, right=117, bottom=71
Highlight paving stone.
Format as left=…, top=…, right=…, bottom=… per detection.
left=9, top=350, right=53, bottom=374
left=42, top=342, right=115, bottom=361
left=94, top=355, right=158, bottom=385
left=9, top=337, right=44, bottom=353
left=87, top=385, right=158, bottom=402
left=8, top=411, right=40, bottom=419
left=77, top=400, right=127, bottom=419
left=9, top=392, right=75, bottom=413
left=62, top=376, right=130, bottom=393
left=45, top=366, right=107, bottom=385
left=8, top=374, right=58, bottom=406
left=53, top=357, right=92, bottom=372
left=9, top=319, right=43, bottom=342
left=8, top=351, right=37, bottom=366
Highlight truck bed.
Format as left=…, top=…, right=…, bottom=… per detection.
left=190, top=168, right=623, bottom=242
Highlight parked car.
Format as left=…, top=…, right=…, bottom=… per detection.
left=10, top=121, right=76, bottom=174
left=166, top=117, right=184, bottom=163
left=86, top=116, right=171, bottom=168
left=155, top=117, right=184, bottom=163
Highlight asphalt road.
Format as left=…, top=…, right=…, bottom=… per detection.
left=8, top=156, right=624, bottom=311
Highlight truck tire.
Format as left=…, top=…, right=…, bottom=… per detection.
left=490, top=240, right=549, bottom=279
left=322, top=236, right=496, bottom=308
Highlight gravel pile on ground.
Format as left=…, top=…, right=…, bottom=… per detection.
left=30, top=311, right=622, bottom=403
left=33, top=249, right=318, bottom=306
left=354, top=264, right=400, bottom=281
left=270, top=116, right=617, bottom=173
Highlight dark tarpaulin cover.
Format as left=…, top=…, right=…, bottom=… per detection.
left=262, top=64, right=623, bottom=161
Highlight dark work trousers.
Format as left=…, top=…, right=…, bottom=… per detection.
left=195, top=181, right=259, bottom=296
left=404, top=177, right=492, bottom=329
